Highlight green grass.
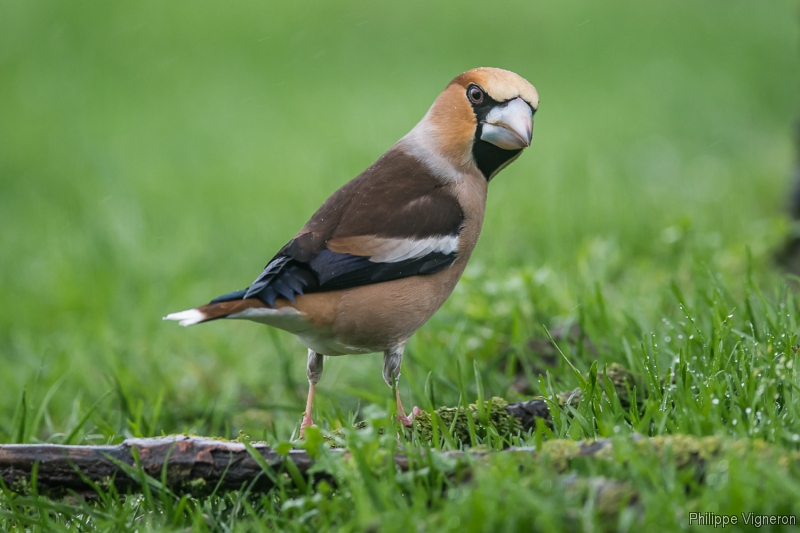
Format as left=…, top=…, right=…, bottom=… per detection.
left=1, top=0, right=800, bottom=530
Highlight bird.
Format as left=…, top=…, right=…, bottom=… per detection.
left=164, top=67, right=538, bottom=437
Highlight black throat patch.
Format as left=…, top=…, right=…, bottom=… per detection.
left=468, top=87, right=526, bottom=180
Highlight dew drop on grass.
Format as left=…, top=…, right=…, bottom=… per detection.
left=732, top=419, right=738, bottom=425
left=745, top=408, right=752, bottom=415
left=793, top=434, right=799, bottom=442
left=712, top=398, right=719, bottom=405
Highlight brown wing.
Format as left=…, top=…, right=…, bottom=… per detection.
left=301, top=148, right=465, bottom=241
left=218, top=148, right=464, bottom=307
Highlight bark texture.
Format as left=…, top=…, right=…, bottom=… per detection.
left=2, top=432, right=747, bottom=495
left=0, top=436, right=312, bottom=494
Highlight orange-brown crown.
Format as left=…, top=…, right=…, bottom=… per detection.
left=449, top=67, right=539, bottom=108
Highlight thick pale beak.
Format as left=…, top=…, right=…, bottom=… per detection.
left=480, top=97, right=533, bottom=150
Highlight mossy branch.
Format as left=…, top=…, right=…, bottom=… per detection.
left=0, top=364, right=644, bottom=495
left=3, top=433, right=794, bottom=497
left=409, top=362, right=638, bottom=444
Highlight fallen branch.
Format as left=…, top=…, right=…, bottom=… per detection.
left=0, top=398, right=560, bottom=496
left=0, top=434, right=604, bottom=495
left=0, top=366, right=641, bottom=495
left=3, top=432, right=781, bottom=496
left=0, top=436, right=308, bottom=494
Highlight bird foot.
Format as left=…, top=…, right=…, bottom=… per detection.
left=398, top=406, right=422, bottom=427
left=299, top=416, right=315, bottom=440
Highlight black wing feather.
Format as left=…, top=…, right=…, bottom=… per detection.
left=243, top=255, right=291, bottom=299
left=226, top=246, right=456, bottom=307
left=308, top=250, right=455, bottom=292
left=209, top=288, right=250, bottom=304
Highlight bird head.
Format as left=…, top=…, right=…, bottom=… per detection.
left=404, top=67, right=539, bottom=181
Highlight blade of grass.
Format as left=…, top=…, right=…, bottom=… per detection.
left=63, top=389, right=113, bottom=445
left=544, top=325, right=587, bottom=389
left=455, top=359, right=477, bottom=447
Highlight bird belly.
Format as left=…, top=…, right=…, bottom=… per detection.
left=295, top=330, right=378, bottom=356
left=336, top=261, right=469, bottom=349
left=283, top=265, right=464, bottom=355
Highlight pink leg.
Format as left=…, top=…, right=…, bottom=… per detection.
left=396, top=388, right=421, bottom=427
left=300, top=350, right=324, bottom=439
left=384, top=343, right=421, bottom=427
left=300, top=383, right=316, bottom=439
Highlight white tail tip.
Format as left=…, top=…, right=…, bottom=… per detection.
left=163, top=308, right=206, bottom=327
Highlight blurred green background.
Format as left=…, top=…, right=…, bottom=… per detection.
left=0, top=0, right=797, bottom=441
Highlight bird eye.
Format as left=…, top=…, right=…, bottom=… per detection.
left=467, top=85, right=484, bottom=104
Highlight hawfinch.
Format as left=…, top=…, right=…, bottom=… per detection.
left=165, top=67, right=538, bottom=436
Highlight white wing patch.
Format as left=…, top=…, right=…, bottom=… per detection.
left=369, top=235, right=459, bottom=263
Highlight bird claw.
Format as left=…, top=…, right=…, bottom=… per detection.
left=398, top=406, right=422, bottom=427
left=299, top=416, right=316, bottom=440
